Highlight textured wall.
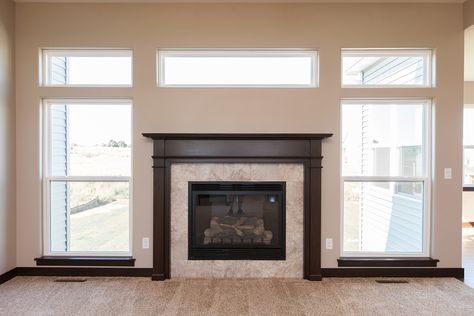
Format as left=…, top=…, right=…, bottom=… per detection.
left=15, top=3, right=464, bottom=269
left=0, top=0, right=15, bottom=275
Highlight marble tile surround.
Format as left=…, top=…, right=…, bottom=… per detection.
left=170, top=163, right=304, bottom=278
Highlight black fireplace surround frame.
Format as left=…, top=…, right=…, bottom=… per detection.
left=142, top=133, right=332, bottom=281
left=188, top=181, right=287, bottom=261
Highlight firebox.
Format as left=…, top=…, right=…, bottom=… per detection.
left=188, top=182, right=286, bottom=260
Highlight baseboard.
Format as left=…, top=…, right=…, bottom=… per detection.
left=321, top=268, right=464, bottom=279
left=0, top=268, right=17, bottom=285
left=15, top=267, right=152, bottom=277
left=3, top=267, right=465, bottom=282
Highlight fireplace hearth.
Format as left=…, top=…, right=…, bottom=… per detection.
left=188, top=182, right=286, bottom=260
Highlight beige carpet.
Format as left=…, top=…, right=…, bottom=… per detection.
left=1, top=277, right=474, bottom=315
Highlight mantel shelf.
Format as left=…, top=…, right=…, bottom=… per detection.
left=142, top=133, right=333, bottom=140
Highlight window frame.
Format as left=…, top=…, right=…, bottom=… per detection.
left=340, top=98, right=432, bottom=257
left=157, top=49, right=319, bottom=88
left=42, top=98, right=133, bottom=256
left=341, top=49, right=434, bottom=88
left=40, top=49, right=133, bottom=87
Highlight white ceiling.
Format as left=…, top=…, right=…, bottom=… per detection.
left=13, top=0, right=466, bottom=3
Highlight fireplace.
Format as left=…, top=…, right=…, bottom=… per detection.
left=188, top=182, right=286, bottom=260
left=142, top=133, right=332, bottom=280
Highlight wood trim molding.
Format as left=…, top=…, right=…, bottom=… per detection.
left=143, top=133, right=333, bottom=281
left=338, top=257, right=439, bottom=267
left=322, top=268, right=464, bottom=279
left=34, top=256, right=135, bottom=267
left=0, top=268, right=17, bottom=285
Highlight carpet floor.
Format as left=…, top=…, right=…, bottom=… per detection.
left=1, top=277, right=474, bottom=315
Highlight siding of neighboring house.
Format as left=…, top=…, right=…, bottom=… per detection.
left=359, top=83, right=424, bottom=253
left=50, top=56, right=68, bottom=84
left=361, top=185, right=423, bottom=252
left=49, top=57, right=69, bottom=252
left=362, top=56, right=425, bottom=85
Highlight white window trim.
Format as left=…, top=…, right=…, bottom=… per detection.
left=340, top=98, right=432, bottom=257
left=42, top=98, right=133, bottom=257
left=157, top=49, right=319, bottom=88
left=341, top=49, right=434, bottom=88
left=40, top=48, right=134, bottom=88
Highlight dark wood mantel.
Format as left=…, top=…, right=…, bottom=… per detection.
left=143, top=133, right=332, bottom=281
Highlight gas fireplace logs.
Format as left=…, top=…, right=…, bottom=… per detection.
left=203, top=216, right=273, bottom=245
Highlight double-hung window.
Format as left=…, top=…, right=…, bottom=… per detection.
left=341, top=99, right=431, bottom=256
left=43, top=99, right=132, bottom=255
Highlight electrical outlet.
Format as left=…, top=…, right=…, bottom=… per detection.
left=325, top=238, right=333, bottom=250
left=444, top=168, right=452, bottom=180
left=142, top=237, right=150, bottom=249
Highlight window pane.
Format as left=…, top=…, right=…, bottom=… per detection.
left=43, top=50, right=132, bottom=86
left=464, top=107, right=474, bottom=185
left=343, top=181, right=424, bottom=253
left=50, top=181, right=130, bottom=253
left=49, top=101, right=131, bottom=177
left=342, top=50, right=431, bottom=87
left=342, top=101, right=425, bottom=177
left=159, top=50, right=317, bottom=87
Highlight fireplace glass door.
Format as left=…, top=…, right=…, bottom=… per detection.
left=188, top=182, right=286, bottom=260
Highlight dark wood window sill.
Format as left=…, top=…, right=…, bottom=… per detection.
left=337, top=257, right=439, bottom=267
left=34, top=256, right=135, bottom=267
left=464, top=186, right=474, bottom=191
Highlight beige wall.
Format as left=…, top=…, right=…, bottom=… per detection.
left=465, top=81, right=474, bottom=103
left=0, top=0, right=15, bottom=275
left=15, top=3, right=464, bottom=268
left=466, top=0, right=474, bottom=30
